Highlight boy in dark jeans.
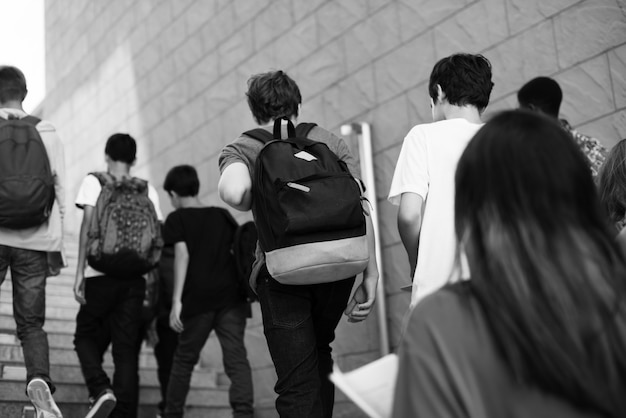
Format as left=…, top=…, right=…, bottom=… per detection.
left=162, top=165, right=253, bottom=418
left=218, top=70, right=379, bottom=418
left=74, top=133, right=163, bottom=418
left=0, top=65, right=66, bottom=418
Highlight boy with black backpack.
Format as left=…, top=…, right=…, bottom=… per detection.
left=0, top=65, right=66, bottom=418
left=74, top=133, right=163, bottom=418
left=218, top=70, right=379, bottom=418
left=161, top=164, right=253, bottom=418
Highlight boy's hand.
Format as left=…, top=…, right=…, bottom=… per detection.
left=145, top=319, right=159, bottom=347
left=169, top=301, right=184, bottom=333
left=74, top=272, right=86, bottom=305
left=344, top=273, right=378, bottom=323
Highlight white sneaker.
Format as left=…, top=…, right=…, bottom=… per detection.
left=85, top=389, right=116, bottom=418
left=26, top=378, right=63, bottom=418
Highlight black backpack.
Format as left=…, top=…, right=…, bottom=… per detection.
left=0, top=115, right=55, bottom=229
left=244, top=118, right=369, bottom=285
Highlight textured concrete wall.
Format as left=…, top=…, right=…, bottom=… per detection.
left=43, top=0, right=626, bottom=416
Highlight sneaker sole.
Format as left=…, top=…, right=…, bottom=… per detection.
left=85, top=396, right=116, bottom=418
left=26, top=379, right=63, bottom=418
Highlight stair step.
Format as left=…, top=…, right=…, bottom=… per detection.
left=0, top=316, right=85, bottom=335
left=1, top=363, right=222, bottom=389
left=0, top=402, right=232, bottom=418
left=0, top=379, right=229, bottom=406
left=0, top=344, right=159, bottom=369
left=0, top=328, right=76, bottom=349
left=1, top=293, right=79, bottom=309
left=2, top=279, right=78, bottom=296
left=0, top=303, right=78, bottom=321
left=0, top=329, right=157, bottom=357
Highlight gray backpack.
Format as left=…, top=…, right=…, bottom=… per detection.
left=0, top=115, right=55, bottom=229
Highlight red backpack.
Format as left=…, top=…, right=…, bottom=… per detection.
left=0, top=115, right=55, bottom=229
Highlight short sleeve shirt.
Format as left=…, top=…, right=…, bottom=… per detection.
left=162, top=207, right=241, bottom=317
left=388, top=119, right=482, bottom=307
left=392, top=284, right=607, bottom=418
left=219, top=124, right=361, bottom=180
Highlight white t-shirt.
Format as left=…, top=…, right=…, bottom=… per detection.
left=388, top=118, right=483, bottom=307
left=75, top=173, right=163, bottom=277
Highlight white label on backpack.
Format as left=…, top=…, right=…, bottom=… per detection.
left=294, top=151, right=317, bottom=161
left=287, top=182, right=311, bottom=192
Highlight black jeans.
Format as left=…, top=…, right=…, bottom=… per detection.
left=164, top=302, right=254, bottom=418
left=257, top=269, right=355, bottom=418
left=0, top=246, right=53, bottom=392
left=154, top=314, right=178, bottom=413
left=74, top=275, right=145, bottom=418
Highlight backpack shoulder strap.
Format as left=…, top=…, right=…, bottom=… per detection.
left=130, top=176, right=148, bottom=187
left=21, top=115, right=41, bottom=126
left=243, top=128, right=274, bottom=144
left=89, top=171, right=113, bottom=186
left=0, top=115, right=41, bottom=125
left=122, top=177, right=150, bottom=196
left=295, top=122, right=317, bottom=138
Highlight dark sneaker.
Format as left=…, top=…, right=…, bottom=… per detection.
left=26, top=378, right=63, bottom=418
left=85, top=389, right=116, bottom=418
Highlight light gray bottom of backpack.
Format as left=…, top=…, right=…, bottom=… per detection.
left=266, top=235, right=369, bottom=285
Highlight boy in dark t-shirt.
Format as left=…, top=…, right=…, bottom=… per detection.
left=161, top=165, right=253, bottom=418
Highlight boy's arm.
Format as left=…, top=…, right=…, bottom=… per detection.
left=170, top=241, right=190, bottom=333
left=398, top=192, right=424, bottom=279
left=52, top=134, right=66, bottom=220
left=74, top=205, right=93, bottom=304
left=218, top=162, right=253, bottom=211
left=39, top=122, right=66, bottom=219
left=345, top=214, right=380, bottom=322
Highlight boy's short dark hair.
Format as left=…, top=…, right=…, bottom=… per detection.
left=163, top=165, right=200, bottom=197
left=246, top=70, right=302, bottom=125
left=428, top=53, right=493, bottom=112
left=0, top=66, right=27, bottom=103
left=105, top=133, right=136, bottom=164
left=517, top=76, right=562, bottom=118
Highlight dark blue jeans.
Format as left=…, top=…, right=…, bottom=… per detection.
left=0, top=245, right=53, bottom=392
left=256, top=269, right=355, bottom=418
left=164, top=303, right=254, bottom=418
left=74, top=275, right=145, bottom=418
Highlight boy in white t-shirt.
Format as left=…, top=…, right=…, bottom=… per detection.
left=73, top=133, right=162, bottom=418
left=388, top=53, right=494, bottom=308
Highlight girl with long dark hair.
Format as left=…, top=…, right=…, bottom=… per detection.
left=598, top=139, right=626, bottom=254
left=392, top=110, right=626, bottom=417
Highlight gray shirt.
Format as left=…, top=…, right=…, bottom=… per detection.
left=219, top=124, right=360, bottom=178
left=393, top=284, right=605, bottom=418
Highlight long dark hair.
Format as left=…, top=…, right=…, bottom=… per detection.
left=455, top=110, right=626, bottom=416
left=598, top=138, right=626, bottom=229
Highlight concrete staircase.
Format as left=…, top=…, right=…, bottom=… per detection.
left=0, top=242, right=231, bottom=417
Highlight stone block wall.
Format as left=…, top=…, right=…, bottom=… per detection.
left=43, top=0, right=626, bottom=416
